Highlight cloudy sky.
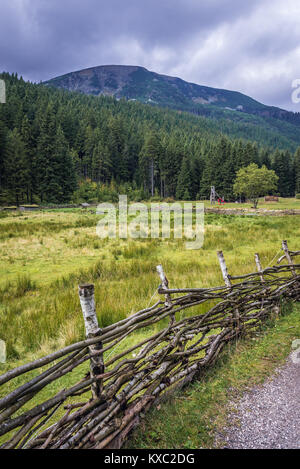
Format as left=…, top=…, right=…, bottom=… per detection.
left=1, top=0, right=300, bottom=111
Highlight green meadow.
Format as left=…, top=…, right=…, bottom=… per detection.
left=1, top=205, right=300, bottom=360
left=0, top=203, right=300, bottom=447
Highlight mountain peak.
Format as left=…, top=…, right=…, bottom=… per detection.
left=44, top=64, right=296, bottom=123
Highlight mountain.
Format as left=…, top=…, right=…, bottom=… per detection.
left=1, top=72, right=299, bottom=207
left=44, top=65, right=300, bottom=125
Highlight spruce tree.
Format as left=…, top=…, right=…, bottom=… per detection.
left=222, top=143, right=237, bottom=200
left=92, top=142, right=112, bottom=183
left=55, top=126, right=77, bottom=202
left=189, top=153, right=205, bottom=200
left=160, top=136, right=182, bottom=198
left=295, top=147, right=300, bottom=194
left=176, top=157, right=191, bottom=200
left=272, top=149, right=292, bottom=197
left=4, top=128, right=27, bottom=206
left=0, top=121, right=7, bottom=194
left=200, top=137, right=228, bottom=199
left=108, top=117, right=126, bottom=181
left=36, top=105, right=62, bottom=203
left=84, top=125, right=95, bottom=179
left=21, top=116, right=35, bottom=202
left=139, top=131, right=161, bottom=196
left=260, top=148, right=272, bottom=169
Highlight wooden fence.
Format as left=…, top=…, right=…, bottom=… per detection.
left=0, top=240, right=300, bottom=449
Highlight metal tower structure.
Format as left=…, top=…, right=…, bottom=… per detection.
left=210, top=186, right=225, bottom=205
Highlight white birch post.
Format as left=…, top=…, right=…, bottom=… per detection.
left=217, top=251, right=239, bottom=327
left=217, top=251, right=231, bottom=288
left=156, top=264, right=172, bottom=307
left=282, top=240, right=296, bottom=277
left=156, top=264, right=175, bottom=325
left=78, top=284, right=104, bottom=400
left=255, top=253, right=265, bottom=283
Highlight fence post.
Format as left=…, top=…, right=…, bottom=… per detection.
left=156, top=264, right=175, bottom=325
left=78, top=284, right=104, bottom=400
left=282, top=240, right=296, bottom=277
left=217, top=251, right=241, bottom=330
left=217, top=251, right=231, bottom=288
left=255, top=253, right=265, bottom=283
left=156, top=265, right=172, bottom=307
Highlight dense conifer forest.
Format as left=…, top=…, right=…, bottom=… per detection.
left=0, top=72, right=300, bottom=205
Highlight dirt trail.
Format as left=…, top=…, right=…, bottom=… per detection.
left=205, top=207, right=300, bottom=216
left=217, top=353, right=300, bottom=449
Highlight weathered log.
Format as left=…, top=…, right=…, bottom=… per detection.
left=255, top=253, right=265, bottom=283
left=282, top=240, right=296, bottom=277
left=217, top=250, right=232, bottom=288
left=79, top=284, right=104, bottom=399
left=156, top=264, right=172, bottom=307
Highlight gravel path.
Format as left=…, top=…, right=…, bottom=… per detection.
left=218, top=353, right=300, bottom=449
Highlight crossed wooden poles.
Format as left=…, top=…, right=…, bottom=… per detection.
left=0, top=240, right=299, bottom=449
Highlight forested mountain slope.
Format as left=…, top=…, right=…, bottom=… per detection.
left=45, top=65, right=300, bottom=126
left=0, top=72, right=300, bottom=205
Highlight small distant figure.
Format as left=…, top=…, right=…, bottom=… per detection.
left=264, top=196, right=279, bottom=202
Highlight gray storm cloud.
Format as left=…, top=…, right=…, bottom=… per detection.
left=0, top=0, right=300, bottom=110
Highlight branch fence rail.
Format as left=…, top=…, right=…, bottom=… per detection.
left=0, top=240, right=300, bottom=449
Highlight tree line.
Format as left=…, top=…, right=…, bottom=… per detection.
left=0, top=72, right=300, bottom=206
